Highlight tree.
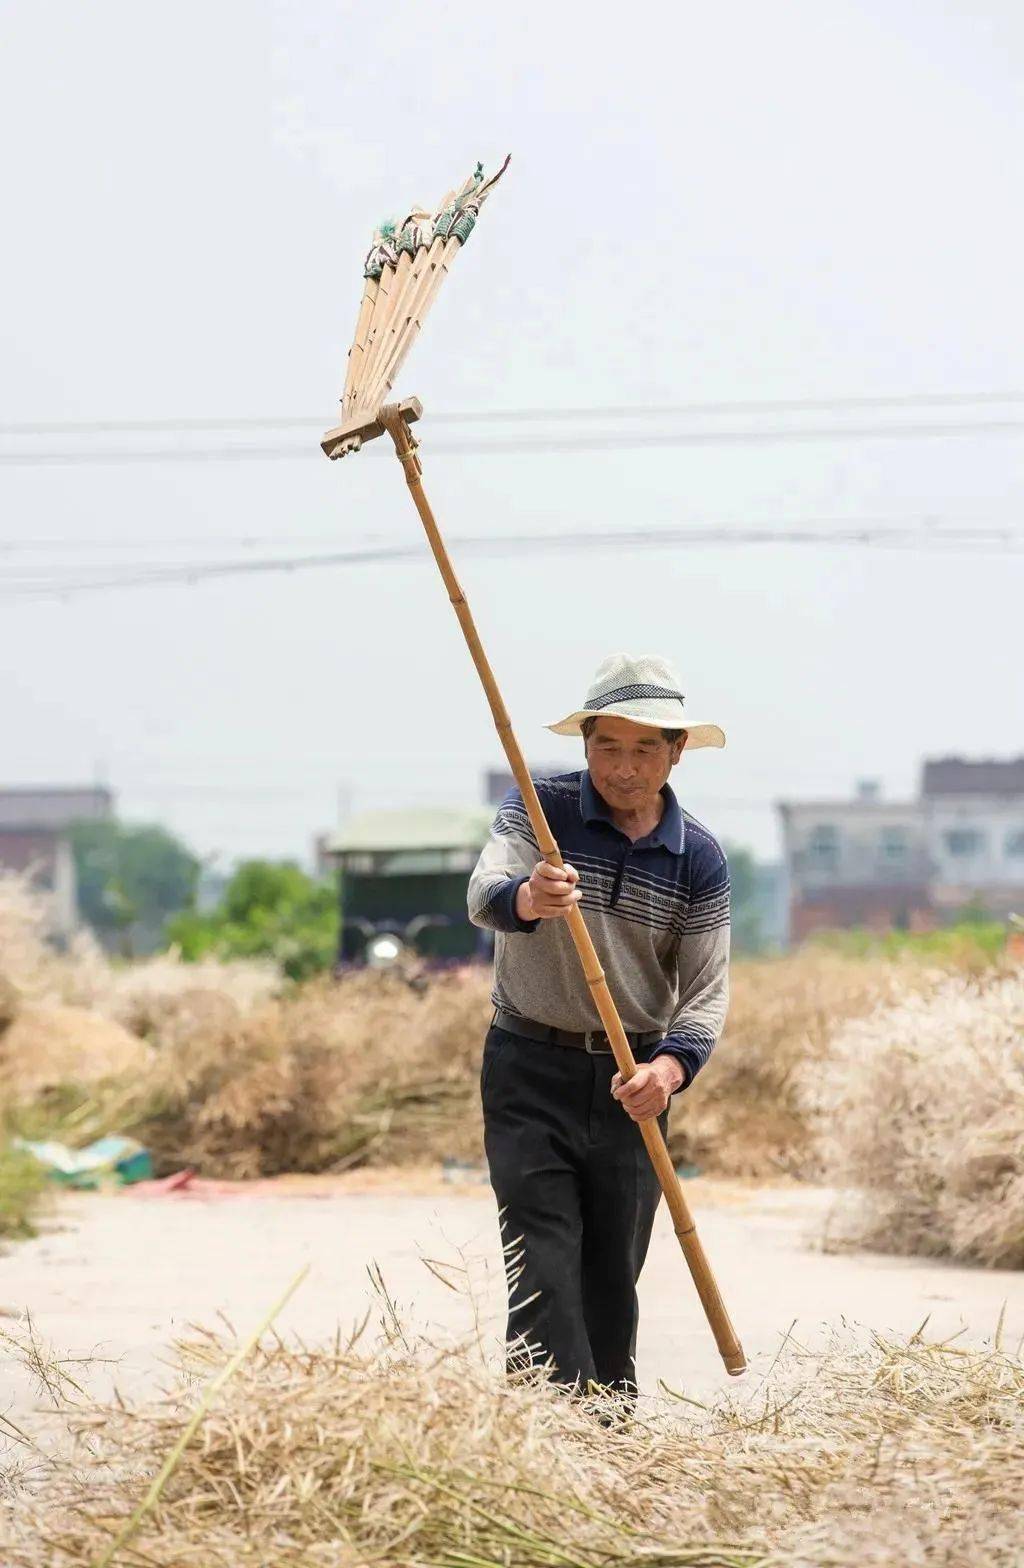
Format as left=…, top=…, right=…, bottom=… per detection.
left=70, top=820, right=199, bottom=954
left=722, top=841, right=763, bottom=954
left=166, top=859, right=337, bottom=981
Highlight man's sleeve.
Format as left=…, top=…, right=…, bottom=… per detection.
left=650, top=840, right=731, bottom=1091
left=467, top=787, right=544, bottom=934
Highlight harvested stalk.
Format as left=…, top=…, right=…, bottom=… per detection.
left=92, top=1264, right=309, bottom=1568
left=2, top=1313, right=1022, bottom=1568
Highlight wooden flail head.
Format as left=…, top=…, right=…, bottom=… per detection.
left=320, top=157, right=510, bottom=460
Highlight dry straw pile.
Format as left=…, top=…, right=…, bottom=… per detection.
left=672, top=952, right=942, bottom=1179
left=816, top=971, right=1024, bottom=1268
left=2, top=954, right=927, bottom=1181
left=122, top=970, right=491, bottom=1178
left=2, top=1304, right=1022, bottom=1567
left=0, top=868, right=278, bottom=1029
left=2, top=857, right=949, bottom=1183
left=0, top=864, right=490, bottom=1172
left=4, top=871, right=1020, bottom=1215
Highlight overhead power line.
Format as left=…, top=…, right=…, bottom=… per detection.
left=0, top=531, right=396, bottom=553
left=4, top=416, right=1024, bottom=465
left=2, top=522, right=1020, bottom=604
left=3, top=389, right=1024, bottom=437
left=0, top=514, right=1016, bottom=556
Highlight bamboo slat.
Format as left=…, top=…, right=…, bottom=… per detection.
left=364, top=234, right=462, bottom=414
left=358, top=241, right=423, bottom=410
left=337, top=162, right=510, bottom=432
left=364, top=163, right=508, bottom=411
left=341, top=276, right=379, bottom=420
left=354, top=189, right=455, bottom=416
left=350, top=259, right=397, bottom=415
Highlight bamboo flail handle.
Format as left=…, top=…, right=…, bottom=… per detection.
left=381, top=406, right=746, bottom=1377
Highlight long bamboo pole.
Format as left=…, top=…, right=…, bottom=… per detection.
left=381, top=405, right=746, bottom=1377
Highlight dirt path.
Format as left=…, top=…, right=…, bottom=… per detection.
left=2, top=1175, right=1020, bottom=1422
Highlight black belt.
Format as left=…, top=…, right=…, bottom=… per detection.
left=492, top=1007, right=663, bottom=1056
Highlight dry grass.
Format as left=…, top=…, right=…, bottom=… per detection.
left=0, top=1141, right=48, bottom=1239
left=815, top=971, right=1024, bottom=1268
left=0, top=869, right=278, bottom=1026
left=1, top=1296, right=1022, bottom=1567
left=0, top=1005, right=152, bottom=1097
left=3, top=944, right=1010, bottom=1190
left=126, top=969, right=491, bottom=1178
left=1, top=967, right=491, bottom=1179
left=671, top=952, right=946, bottom=1178
left=1, top=955, right=924, bottom=1182
left=4, top=871, right=1019, bottom=1216
left=2, top=876, right=957, bottom=1182
left=0, top=871, right=62, bottom=991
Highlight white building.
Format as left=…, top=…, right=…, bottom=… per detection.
left=778, top=757, right=1024, bottom=938
left=0, top=786, right=113, bottom=936
left=777, top=780, right=932, bottom=940
left=922, top=757, right=1024, bottom=918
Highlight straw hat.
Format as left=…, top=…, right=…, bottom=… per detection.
left=546, top=653, right=726, bottom=750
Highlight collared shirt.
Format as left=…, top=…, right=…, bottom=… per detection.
left=467, top=769, right=731, bottom=1087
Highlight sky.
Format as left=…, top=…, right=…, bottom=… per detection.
left=1, top=0, right=1022, bottom=871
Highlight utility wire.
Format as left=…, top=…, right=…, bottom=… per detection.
left=4, top=416, right=1024, bottom=465
left=0, top=514, right=1018, bottom=557
left=2, top=524, right=1020, bottom=603
left=0, top=531, right=396, bottom=554
left=3, top=389, right=1024, bottom=436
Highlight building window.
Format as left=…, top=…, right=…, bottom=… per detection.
left=807, top=823, right=840, bottom=872
left=1005, top=829, right=1024, bottom=860
left=878, top=827, right=907, bottom=863
left=444, top=849, right=479, bottom=873
left=341, top=853, right=376, bottom=874
left=943, top=828, right=986, bottom=858
left=382, top=850, right=452, bottom=874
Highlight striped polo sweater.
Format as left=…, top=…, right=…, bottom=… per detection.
left=467, top=769, right=731, bottom=1088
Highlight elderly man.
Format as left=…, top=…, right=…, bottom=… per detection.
left=468, top=652, right=731, bottom=1402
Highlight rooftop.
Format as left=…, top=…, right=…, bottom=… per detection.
left=777, top=798, right=916, bottom=814
left=922, top=757, right=1024, bottom=797
left=0, top=786, right=114, bottom=831
left=326, top=806, right=493, bottom=855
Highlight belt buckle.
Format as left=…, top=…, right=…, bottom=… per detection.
left=584, top=1030, right=609, bottom=1054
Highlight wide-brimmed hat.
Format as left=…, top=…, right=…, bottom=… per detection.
left=546, top=653, right=726, bottom=750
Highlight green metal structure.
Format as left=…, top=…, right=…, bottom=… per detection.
left=325, top=807, right=493, bottom=963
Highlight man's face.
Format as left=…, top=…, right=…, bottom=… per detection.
left=584, top=716, right=686, bottom=810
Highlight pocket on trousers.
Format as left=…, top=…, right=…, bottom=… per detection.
left=480, top=1027, right=509, bottom=1099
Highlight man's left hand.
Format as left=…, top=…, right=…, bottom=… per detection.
left=611, top=1056, right=685, bottom=1121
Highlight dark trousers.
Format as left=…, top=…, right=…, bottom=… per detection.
left=481, top=1024, right=666, bottom=1400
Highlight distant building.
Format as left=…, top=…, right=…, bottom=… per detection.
left=195, top=863, right=231, bottom=914
left=312, top=831, right=335, bottom=881
left=0, top=786, right=114, bottom=935
left=751, top=862, right=789, bottom=949
left=778, top=759, right=1024, bottom=938
left=778, top=780, right=931, bottom=940
left=922, top=756, right=1024, bottom=919
left=484, top=766, right=563, bottom=808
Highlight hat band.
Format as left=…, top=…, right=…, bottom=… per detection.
left=584, top=683, right=685, bottom=711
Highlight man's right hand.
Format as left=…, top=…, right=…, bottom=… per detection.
left=515, top=861, right=581, bottom=922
